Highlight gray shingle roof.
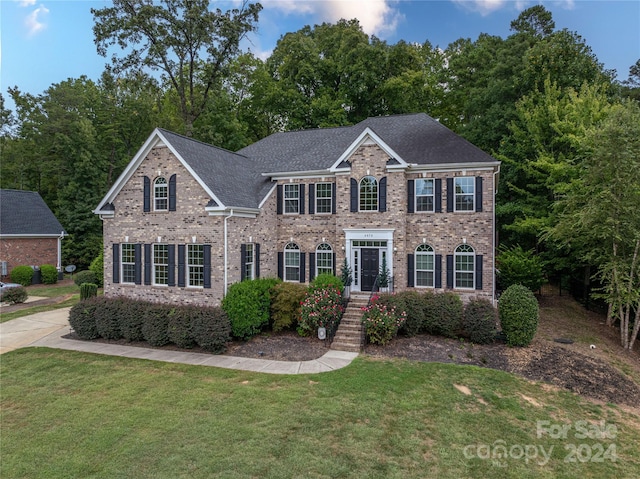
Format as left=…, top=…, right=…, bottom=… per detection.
left=0, top=189, right=66, bottom=236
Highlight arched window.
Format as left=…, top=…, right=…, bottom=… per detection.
left=454, top=244, right=475, bottom=289
left=316, top=243, right=333, bottom=277
left=154, top=177, right=168, bottom=211
left=415, top=244, right=435, bottom=287
left=284, top=242, right=300, bottom=282
left=359, top=176, right=378, bottom=211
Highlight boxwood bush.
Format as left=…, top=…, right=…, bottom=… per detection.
left=422, top=292, right=463, bottom=338
left=40, top=264, right=58, bottom=284
left=10, top=265, right=34, bottom=287
left=142, top=303, right=172, bottom=347
left=463, top=298, right=497, bottom=344
left=270, top=282, right=307, bottom=332
left=118, top=298, right=149, bottom=342
left=499, top=284, right=539, bottom=347
left=222, top=277, right=280, bottom=340
left=168, top=307, right=196, bottom=349
left=190, top=305, right=231, bottom=353
left=73, top=270, right=98, bottom=287
left=93, top=296, right=124, bottom=340
left=1, top=286, right=28, bottom=304
left=395, top=291, right=425, bottom=337
left=69, top=296, right=101, bottom=340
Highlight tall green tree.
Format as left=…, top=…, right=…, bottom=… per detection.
left=92, top=0, right=262, bottom=136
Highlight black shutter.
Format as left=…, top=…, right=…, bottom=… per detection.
left=446, top=178, right=453, bottom=213
left=350, top=178, right=358, bottom=212
left=300, top=253, right=306, bottom=283
left=134, top=244, right=142, bottom=285
left=143, top=176, right=151, bottom=212
left=475, top=177, right=483, bottom=212
left=407, top=180, right=415, bottom=213
left=435, top=254, right=442, bottom=289
left=178, top=245, right=186, bottom=287
left=299, top=184, right=305, bottom=214
left=475, top=254, right=483, bottom=290
left=144, top=244, right=151, bottom=285
left=435, top=179, right=442, bottom=213
left=379, top=176, right=387, bottom=212
left=277, top=252, right=283, bottom=280
left=203, top=245, right=211, bottom=289
left=332, top=252, right=336, bottom=275
left=308, top=184, right=315, bottom=215
left=309, top=252, right=316, bottom=282
left=276, top=185, right=283, bottom=215
left=407, top=254, right=415, bottom=287
left=112, top=244, right=120, bottom=283
left=169, top=174, right=177, bottom=211
left=331, top=183, right=336, bottom=214
left=446, top=254, right=454, bottom=289
left=168, top=245, right=175, bottom=286
left=255, top=244, right=260, bottom=278
left=240, top=244, right=247, bottom=281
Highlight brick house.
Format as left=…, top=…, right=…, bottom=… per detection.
left=95, top=113, right=500, bottom=306
left=0, top=189, right=67, bottom=277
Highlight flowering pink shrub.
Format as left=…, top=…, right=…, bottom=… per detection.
left=361, top=298, right=407, bottom=345
left=299, top=286, right=344, bottom=336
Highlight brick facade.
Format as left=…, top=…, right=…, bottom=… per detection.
left=0, top=237, right=59, bottom=277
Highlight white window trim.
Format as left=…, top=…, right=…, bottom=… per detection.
left=359, top=176, right=378, bottom=212
left=121, top=243, right=136, bottom=284
left=283, top=184, right=300, bottom=215
left=154, top=177, right=168, bottom=212
left=315, top=243, right=333, bottom=277
left=153, top=244, right=169, bottom=286
left=415, top=244, right=435, bottom=288
left=284, top=243, right=300, bottom=282
left=454, top=244, right=475, bottom=290
left=454, top=177, right=475, bottom=212
left=187, top=244, right=205, bottom=288
left=315, top=182, right=333, bottom=215
left=244, top=243, right=255, bottom=281
left=415, top=178, right=435, bottom=213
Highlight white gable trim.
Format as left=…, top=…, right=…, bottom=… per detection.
left=329, top=127, right=408, bottom=172
left=93, top=129, right=225, bottom=215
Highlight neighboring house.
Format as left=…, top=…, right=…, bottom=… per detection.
left=94, top=113, right=500, bottom=306
left=0, top=189, right=67, bottom=277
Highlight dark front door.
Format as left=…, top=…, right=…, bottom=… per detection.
left=360, top=248, right=379, bottom=292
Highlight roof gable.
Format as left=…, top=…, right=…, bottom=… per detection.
left=0, top=189, right=66, bottom=236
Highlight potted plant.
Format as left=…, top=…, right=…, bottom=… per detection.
left=378, top=256, right=390, bottom=292
left=340, top=258, right=353, bottom=299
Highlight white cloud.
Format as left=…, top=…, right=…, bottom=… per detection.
left=451, top=0, right=576, bottom=16
left=25, top=4, right=49, bottom=36
left=19, top=0, right=37, bottom=6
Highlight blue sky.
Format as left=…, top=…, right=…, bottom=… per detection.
left=2, top=0, right=639, bottom=107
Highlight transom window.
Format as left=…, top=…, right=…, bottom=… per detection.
left=284, top=184, right=299, bottom=214
left=455, top=177, right=474, bottom=211
left=352, top=240, right=387, bottom=248
left=415, top=244, right=435, bottom=287
left=316, top=183, right=332, bottom=214
left=153, top=244, right=169, bottom=286
left=187, top=244, right=204, bottom=287
left=359, top=176, right=378, bottom=211
left=416, top=178, right=435, bottom=212
left=121, top=244, right=136, bottom=284
left=244, top=243, right=255, bottom=280
left=316, top=243, right=333, bottom=276
left=454, top=244, right=475, bottom=289
left=154, top=177, right=168, bottom=211
left=284, top=242, right=300, bottom=282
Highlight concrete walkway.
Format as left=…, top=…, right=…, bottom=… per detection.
left=0, top=308, right=358, bottom=374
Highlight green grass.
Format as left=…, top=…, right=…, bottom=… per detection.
left=2, top=349, right=638, bottom=479
left=26, top=283, right=80, bottom=298
left=0, top=295, right=79, bottom=323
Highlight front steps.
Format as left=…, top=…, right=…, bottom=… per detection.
left=331, top=293, right=369, bottom=353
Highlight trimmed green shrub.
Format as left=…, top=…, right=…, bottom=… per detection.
left=499, top=284, right=539, bottom=347
left=118, top=298, right=149, bottom=342
left=40, top=264, right=58, bottom=284
left=10, top=265, right=34, bottom=287
left=222, top=277, right=280, bottom=340
left=362, top=296, right=406, bottom=345
left=168, top=307, right=196, bottom=349
left=80, top=283, right=98, bottom=300
left=395, top=291, right=425, bottom=337
left=142, top=303, right=172, bottom=346
left=270, top=282, right=307, bottom=332
left=496, top=245, right=545, bottom=293
left=425, top=292, right=463, bottom=338
left=299, top=286, right=344, bottom=336
left=73, top=270, right=98, bottom=287
left=463, top=299, right=497, bottom=344
left=190, top=305, right=231, bottom=353
left=69, top=297, right=101, bottom=340
left=93, top=296, right=123, bottom=340
left=1, top=286, right=28, bottom=304
left=89, top=250, right=104, bottom=288
left=310, top=273, right=343, bottom=294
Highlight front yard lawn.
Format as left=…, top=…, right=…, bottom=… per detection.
left=1, top=349, right=638, bottom=478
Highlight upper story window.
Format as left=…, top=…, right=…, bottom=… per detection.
left=359, top=176, right=378, bottom=211
left=416, top=178, right=435, bottom=212
left=121, top=243, right=136, bottom=284
left=284, top=184, right=299, bottom=214
left=454, top=177, right=474, bottom=211
left=415, top=244, right=435, bottom=287
left=187, top=244, right=204, bottom=287
left=316, top=243, right=333, bottom=276
left=454, top=244, right=475, bottom=289
left=284, top=242, right=300, bottom=282
left=154, top=177, right=168, bottom=211
left=153, top=244, right=169, bottom=286
left=316, top=183, right=332, bottom=214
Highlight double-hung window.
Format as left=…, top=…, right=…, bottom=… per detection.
left=187, top=244, right=204, bottom=287
left=454, top=244, right=475, bottom=289
left=154, top=177, right=168, bottom=211
left=316, top=243, right=333, bottom=276
left=415, top=244, right=435, bottom=287
left=121, top=244, right=136, bottom=284
left=284, top=184, right=299, bottom=214
left=315, top=183, right=332, bottom=214
left=454, top=177, right=474, bottom=211
left=359, top=176, right=378, bottom=211
left=284, top=243, right=300, bottom=282
left=153, top=244, right=169, bottom=286
left=243, top=243, right=255, bottom=280
left=416, top=178, right=435, bottom=212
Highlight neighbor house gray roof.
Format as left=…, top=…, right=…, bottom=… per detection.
left=0, top=189, right=66, bottom=236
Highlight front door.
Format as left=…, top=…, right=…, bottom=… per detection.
left=360, top=248, right=379, bottom=292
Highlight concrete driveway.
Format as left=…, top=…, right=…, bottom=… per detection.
left=0, top=308, right=71, bottom=354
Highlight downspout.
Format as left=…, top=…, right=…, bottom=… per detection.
left=58, top=231, right=64, bottom=273
left=492, top=165, right=501, bottom=305
left=224, top=209, right=235, bottom=296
